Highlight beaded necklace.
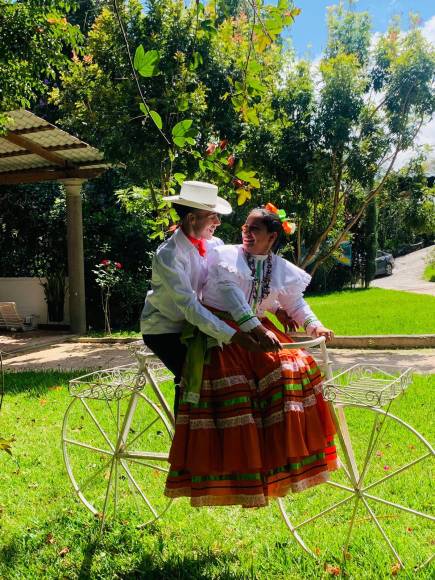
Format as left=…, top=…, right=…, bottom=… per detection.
left=244, top=251, right=273, bottom=312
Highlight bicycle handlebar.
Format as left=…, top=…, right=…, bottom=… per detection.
left=280, top=335, right=327, bottom=349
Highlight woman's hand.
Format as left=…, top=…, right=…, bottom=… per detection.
left=251, top=325, right=282, bottom=352
left=309, top=325, right=334, bottom=342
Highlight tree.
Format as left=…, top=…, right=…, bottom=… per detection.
left=377, top=157, right=435, bottom=254
left=245, top=3, right=435, bottom=275
left=50, top=0, right=300, bottom=238
left=0, top=0, right=82, bottom=127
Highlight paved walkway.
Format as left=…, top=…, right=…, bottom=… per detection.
left=372, top=245, right=435, bottom=296
left=3, top=340, right=434, bottom=374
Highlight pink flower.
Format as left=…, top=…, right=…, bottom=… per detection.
left=219, top=139, right=228, bottom=150
left=227, top=154, right=235, bottom=168
left=383, top=465, right=390, bottom=471
left=205, top=143, right=217, bottom=156
left=100, top=259, right=110, bottom=266
left=115, top=262, right=122, bottom=269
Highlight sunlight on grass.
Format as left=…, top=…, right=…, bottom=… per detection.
left=0, top=370, right=433, bottom=578
left=306, top=288, right=435, bottom=335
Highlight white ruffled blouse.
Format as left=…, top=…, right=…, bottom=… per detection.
left=202, top=245, right=321, bottom=334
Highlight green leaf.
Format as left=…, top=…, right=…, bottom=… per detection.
left=185, top=137, right=196, bottom=145
left=177, top=95, right=189, bottom=112
left=133, top=45, right=145, bottom=71
left=248, top=177, right=260, bottom=188
left=173, top=173, right=186, bottom=185
left=172, top=119, right=193, bottom=138
left=247, top=78, right=266, bottom=93
left=247, top=60, right=262, bottom=74
left=139, top=102, right=149, bottom=116
left=149, top=110, right=162, bottom=130
left=236, top=169, right=256, bottom=179
left=173, top=137, right=186, bottom=147
left=246, top=108, right=259, bottom=125
left=135, top=49, right=160, bottom=77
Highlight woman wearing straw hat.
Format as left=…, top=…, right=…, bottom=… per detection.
left=141, top=181, right=265, bottom=413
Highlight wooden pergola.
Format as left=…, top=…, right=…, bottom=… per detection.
left=0, top=109, right=110, bottom=334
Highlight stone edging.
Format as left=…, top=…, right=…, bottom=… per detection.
left=71, top=335, right=435, bottom=349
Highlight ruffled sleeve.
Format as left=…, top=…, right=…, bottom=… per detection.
left=204, top=246, right=261, bottom=331
left=272, top=256, right=322, bottom=334
left=271, top=254, right=312, bottom=295
left=208, top=245, right=253, bottom=283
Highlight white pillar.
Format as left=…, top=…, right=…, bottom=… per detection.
left=62, top=178, right=86, bottom=335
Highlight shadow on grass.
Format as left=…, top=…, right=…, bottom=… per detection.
left=3, top=370, right=85, bottom=396
left=0, top=515, right=244, bottom=580
left=123, top=552, right=245, bottom=579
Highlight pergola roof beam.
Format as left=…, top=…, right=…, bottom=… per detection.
left=0, top=143, right=88, bottom=160
left=8, top=125, right=55, bottom=136
left=4, top=131, right=76, bottom=168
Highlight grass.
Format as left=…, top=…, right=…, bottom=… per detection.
left=85, top=330, right=141, bottom=339
left=305, top=288, right=435, bottom=335
left=0, top=369, right=434, bottom=579
left=423, top=264, right=435, bottom=283
left=85, top=289, right=434, bottom=339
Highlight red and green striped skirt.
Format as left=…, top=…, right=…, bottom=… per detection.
left=165, top=318, right=338, bottom=507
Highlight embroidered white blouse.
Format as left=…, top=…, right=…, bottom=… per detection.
left=140, top=228, right=236, bottom=344
left=202, top=245, right=321, bottom=335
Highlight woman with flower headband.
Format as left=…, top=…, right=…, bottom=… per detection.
left=164, top=204, right=338, bottom=508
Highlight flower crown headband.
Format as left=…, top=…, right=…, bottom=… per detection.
left=264, top=203, right=296, bottom=235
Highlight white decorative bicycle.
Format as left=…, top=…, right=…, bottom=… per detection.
left=62, top=337, right=434, bottom=570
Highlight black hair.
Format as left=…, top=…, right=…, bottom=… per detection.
left=172, top=203, right=200, bottom=221
left=248, top=207, right=284, bottom=253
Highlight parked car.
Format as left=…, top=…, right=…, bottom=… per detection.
left=375, top=250, right=395, bottom=276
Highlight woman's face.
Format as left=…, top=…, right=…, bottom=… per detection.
left=241, top=213, right=278, bottom=255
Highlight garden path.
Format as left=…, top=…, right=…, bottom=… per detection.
left=2, top=340, right=434, bottom=374
left=371, top=245, right=435, bottom=296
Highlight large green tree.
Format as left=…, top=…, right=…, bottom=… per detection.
left=50, top=0, right=299, bottom=237
left=246, top=4, right=435, bottom=274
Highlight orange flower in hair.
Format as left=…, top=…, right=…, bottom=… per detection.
left=264, top=202, right=296, bottom=235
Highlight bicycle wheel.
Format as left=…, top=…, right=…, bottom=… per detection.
left=278, top=404, right=434, bottom=571
left=62, top=390, right=173, bottom=528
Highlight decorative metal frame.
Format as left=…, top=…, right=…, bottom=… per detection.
left=62, top=340, right=434, bottom=569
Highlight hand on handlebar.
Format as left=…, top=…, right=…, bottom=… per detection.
left=309, top=325, right=334, bottom=342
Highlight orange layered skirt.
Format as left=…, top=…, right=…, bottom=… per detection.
left=165, top=318, right=338, bottom=507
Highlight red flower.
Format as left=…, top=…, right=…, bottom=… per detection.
left=100, top=259, right=110, bottom=266
left=227, top=154, right=235, bottom=168
left=205, top=143, right=217, bottom=156
left=219, top=139, right=228, bottom=150
left=115, top=262, right=122, bottom=269
left=232, top=178, right=244, bottom=189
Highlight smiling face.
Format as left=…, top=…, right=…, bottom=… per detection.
left=189, top=210, right=221, bottom=240
left=241, top=212, right=278, bottom=255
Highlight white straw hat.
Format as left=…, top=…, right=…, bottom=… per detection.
left=162, top=180, right=232, bottom=215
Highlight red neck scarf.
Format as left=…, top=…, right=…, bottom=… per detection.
left=186, top=234, right=207, bottom=257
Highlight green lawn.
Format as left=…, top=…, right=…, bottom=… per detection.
left=86, top=289, right=435, bottom=339
left=1, top=370, right=434, bottom=579
left=306, top=288, right=435, bottom=335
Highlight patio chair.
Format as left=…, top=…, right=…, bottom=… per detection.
left=0, top=302, right=26, bottom=331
